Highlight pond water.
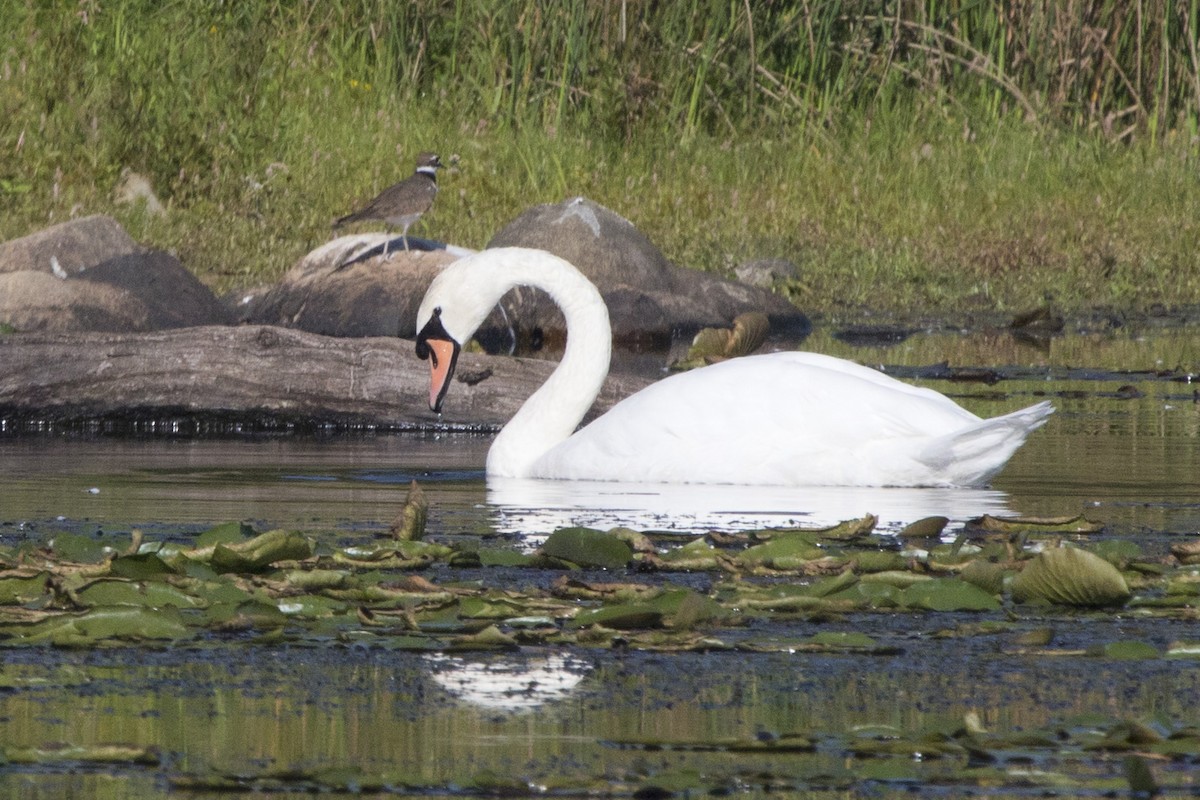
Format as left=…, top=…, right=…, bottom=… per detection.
left=2, top=323, right=1200, bottom=797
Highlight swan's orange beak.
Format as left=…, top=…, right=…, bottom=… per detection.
left=415, top=309, right=460, bottom=413
left=424, top=338, right=457, bottom=412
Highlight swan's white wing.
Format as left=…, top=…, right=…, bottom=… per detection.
left=532, top=352, right=1047, bottom=487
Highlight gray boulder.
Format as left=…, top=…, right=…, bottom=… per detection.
left=484, top=197, right=809, bottom=351
left=238, top=235, right=462, bottom=338
left=0, top=217, right=233, bottom=333
left=0, top=214, right=140, bottom=276
left=0, top=251, right=234, bottom=333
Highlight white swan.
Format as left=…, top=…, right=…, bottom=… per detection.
left=415, top=247, right=1054, bottom=487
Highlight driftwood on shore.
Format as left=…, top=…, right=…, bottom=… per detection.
left=0, top=325, right=649, bottom=433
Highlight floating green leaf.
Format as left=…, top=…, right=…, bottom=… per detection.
left=109, top=553, right=176, bottom=580
left=196, top=521, right=257, bottom=548
left=1090, top=640, right=1159, bottom=660
left=540, top=527, right=632, bottom=570
left=0, top=606, right=190, bottom=646
left=73, top=579, right=205, bottom=609
left=49, top=532, right=110, bottom=564
left=1012, top=546, right=1131, bottom=607
left=902, top=578, right=1002, bottom=612
left=737, top=536, right=828, bottom=569
left=656, top=538, right=723, bottom=570
left=569, top=602, right=663, bottom=630
left=0, top=572, right=49, bottom=604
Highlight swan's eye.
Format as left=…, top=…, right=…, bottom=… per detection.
left=415, top=307, right=452, bottom=362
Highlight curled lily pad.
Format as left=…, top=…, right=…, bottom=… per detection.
left=1012, top=546, right=1131, bottom=607
left=959, top=560, right=1008, bottom=595
left=196, top=521, right=257, bottom=547
left=207, top=530, right=313, bottom=573
left=736, top=536, right=828, bottom=569
left=1166, top=640, right=1200, bottom=658
left=969, top=514, right=1103, bottom=534
left=670, top=312, right=769, bottom=370
left=899, top=516, right=948, bottom=541
left=390, top=481, right=428, bottom=541
left=1170, top=539, right=1200, bottom=565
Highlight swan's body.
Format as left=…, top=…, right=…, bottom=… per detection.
left=415, top=248, right=1053, bottom=488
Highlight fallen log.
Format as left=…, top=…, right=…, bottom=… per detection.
left=0, top=325, right=648, bottom=434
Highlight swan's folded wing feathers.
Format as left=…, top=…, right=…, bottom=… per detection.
left=533, top=352, right=1000, bottom=485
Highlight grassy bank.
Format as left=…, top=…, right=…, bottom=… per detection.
left=2, top=1, right=1199, bottom=320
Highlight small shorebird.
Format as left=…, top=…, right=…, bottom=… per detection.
left=334, top=152, right=443, bottom=257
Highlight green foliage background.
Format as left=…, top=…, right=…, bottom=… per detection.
left=2, top=0, right=1199, bottom=317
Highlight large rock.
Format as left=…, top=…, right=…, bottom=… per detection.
left=0, top=216, right=233, bottom=333
left=0, top=251, right=234, bottom=334
left=0, top=215, right=141, bottom=276
left=238, top=236, right=463, bottom=338
left=485, top=197, right=810, bottom=351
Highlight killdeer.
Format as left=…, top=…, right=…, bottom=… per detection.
left=334, top=151, right=443, bottom=257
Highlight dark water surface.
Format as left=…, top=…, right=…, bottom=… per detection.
left=2, top=324, right=1200, bottom=797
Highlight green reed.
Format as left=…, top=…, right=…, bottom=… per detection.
left=1, top=1, right=1199, bottom=318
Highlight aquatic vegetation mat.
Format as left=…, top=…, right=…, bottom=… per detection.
left=2, top=497, right=1200, bottom=796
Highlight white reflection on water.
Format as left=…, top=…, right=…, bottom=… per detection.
left=486, top=476, right=1014, bottom=545
left=424, top=653, right=594, bottom=711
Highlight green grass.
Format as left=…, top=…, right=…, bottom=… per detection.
left=2, top=1, right=1200, bottom=320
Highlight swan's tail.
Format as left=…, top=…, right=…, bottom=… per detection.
left=919, top=400, right=1055, bottom=487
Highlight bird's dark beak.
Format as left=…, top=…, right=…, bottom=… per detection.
left=415, top=309, right=460, bottom=413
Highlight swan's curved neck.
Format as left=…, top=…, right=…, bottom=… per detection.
left=484, top=254, right=612, bottom=477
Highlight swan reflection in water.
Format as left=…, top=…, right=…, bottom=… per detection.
left=425, top=653, right=593, bottom=711
left=486, top=476, right=1015, bottom=546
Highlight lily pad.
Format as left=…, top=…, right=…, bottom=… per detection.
left=568, top=602, right=664, bottom=630
left=0, top=606, right=190, bottom=646
left=1012, top=546, right=1131, bottom=607
left=73, top=579, right=205, bottom=609
left=48, top=532, right=110, bottom=564
left=737, top=536, right=829, bottom=569
left=901, top=578, right=1001, bottom=612
left=540, top=527, right=632, bottom=570
left=196, top=521, right=257, bottom=548
left=0, top=572, right=49, bottom=604
left=656, top=537, right=724, bottom=570
left=1089, top=640, right=1159, bottom=660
